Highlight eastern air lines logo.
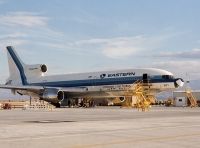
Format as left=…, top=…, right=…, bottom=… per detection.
left=100, top=74, right=106, bottom=79
left=100, top=72, right=135, bottom=79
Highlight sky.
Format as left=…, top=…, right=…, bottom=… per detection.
left=1, top=0, right=200, bottom=98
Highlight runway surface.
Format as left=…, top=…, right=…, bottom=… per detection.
left=0, top=107, right=200, bottom=148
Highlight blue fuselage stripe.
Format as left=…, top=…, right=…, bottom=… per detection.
left=7, top=47, right=27, bottom=85
left=30, top=77, right=175, bottom=87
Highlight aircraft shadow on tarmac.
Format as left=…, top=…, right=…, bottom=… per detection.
left=25, top=120, right=76, bottom=123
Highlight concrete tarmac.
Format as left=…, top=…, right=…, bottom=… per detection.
left=0, top=107, right=200, bottom=148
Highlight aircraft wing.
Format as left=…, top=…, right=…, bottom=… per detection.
left=0, top=85, right=44, bottom=91
left=0, top=85, right=88, bottom=93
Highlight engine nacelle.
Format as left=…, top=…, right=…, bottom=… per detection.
left=27, top=64, right=47, bottom=73
left=24, top=64, right=48, bottom=78
left=41, top=89, right=64, bottom=104
left=109, top=97, right=126, bottom=105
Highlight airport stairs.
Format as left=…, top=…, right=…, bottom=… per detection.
left=123, top=80, right=156, bottom=111
left=186, top=90, right=197, bottom=107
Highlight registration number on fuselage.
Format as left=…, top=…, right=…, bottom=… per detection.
left=102, top=85, right=132, bottom=91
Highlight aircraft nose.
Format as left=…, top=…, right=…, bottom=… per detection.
left=174, top=78, right=184, bottom=88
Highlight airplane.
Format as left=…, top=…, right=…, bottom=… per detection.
left=0, top=46, right=184, bottom=107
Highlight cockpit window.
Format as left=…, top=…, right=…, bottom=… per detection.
left=162, top=75, right=174, bottom=79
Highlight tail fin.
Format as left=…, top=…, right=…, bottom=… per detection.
left=6, top=46, right=28, bottom=85
left=6, top=46, right=47, bottom=85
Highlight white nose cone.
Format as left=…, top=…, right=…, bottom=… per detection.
left=176, top=79, right=184, bottom=87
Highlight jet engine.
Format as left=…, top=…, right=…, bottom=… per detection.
left=27, top=64, right=47, bottom=73
left=41, top=89, right=65, bottom=107
left=25, top=64, right=48, bottom=78
left=110, top=97, right=126, bottom=105
left=119, top=97, right=126, bottom=102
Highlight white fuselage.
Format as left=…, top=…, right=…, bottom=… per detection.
left=19, top=68, right=177, bottom=98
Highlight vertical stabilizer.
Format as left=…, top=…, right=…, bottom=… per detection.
left=6, top=46, right=27, bottom=85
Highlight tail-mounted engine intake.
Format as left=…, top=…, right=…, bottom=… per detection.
left=26, top=64, right=47, bottom=73
left=24, top=64, right=48, bottom=78
left=40, top=64, right=47, bottom=73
